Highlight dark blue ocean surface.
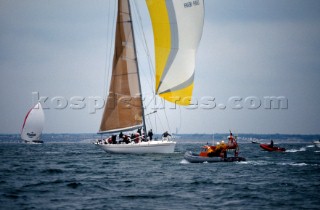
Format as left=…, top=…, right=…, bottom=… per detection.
left=0, top=134, right=319, bottom=210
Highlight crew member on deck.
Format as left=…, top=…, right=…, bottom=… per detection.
left=137, top=128, right=142, bottom=136
left=148, top=129, right=153, bottom=141
left=162, top=131, right=171, bottom=138
left=111, top=135, right=117, bottom=144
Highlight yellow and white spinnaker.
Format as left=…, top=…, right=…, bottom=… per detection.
left=146, top=0, right=204, bottom=105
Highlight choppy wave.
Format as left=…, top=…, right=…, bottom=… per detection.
left=41, top=168, right=64, bottom=174
left=238, top=160, right=271, bottom=166
left=277, top=162, right=309, bottom=167
left=286, top=147, right=307, bottom=152
left=180, top=159, right=190, bottom=164
left=0, top=140, right=319, bottom=209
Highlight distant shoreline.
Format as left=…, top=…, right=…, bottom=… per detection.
left=1, top=133, right=319, bottom=144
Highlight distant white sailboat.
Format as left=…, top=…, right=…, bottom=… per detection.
left=96, top=0, right=204, bottom=154
left=21, top=102, right=45, bottom=144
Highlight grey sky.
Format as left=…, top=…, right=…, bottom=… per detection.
left=0, top=0, right=319, bottom=134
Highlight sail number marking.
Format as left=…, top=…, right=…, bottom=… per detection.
left=184, top=0, right=200, bottom=8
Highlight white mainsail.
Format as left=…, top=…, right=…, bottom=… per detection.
left=21, top=102, right=45, bottom=143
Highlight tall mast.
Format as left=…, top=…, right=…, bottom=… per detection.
left=127, top=0, right=147, bottom=135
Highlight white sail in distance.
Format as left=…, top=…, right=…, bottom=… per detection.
left=21, top=102, right=45, bottom=142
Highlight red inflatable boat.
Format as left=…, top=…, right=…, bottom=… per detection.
left=260, top=144, right=285, bottom=152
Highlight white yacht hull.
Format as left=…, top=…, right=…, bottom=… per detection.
left=97, top=140, right=176, bottom=154
left=24, top=140, right=44, bottom=144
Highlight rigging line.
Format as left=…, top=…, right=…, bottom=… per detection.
left=144, top=94, right=156, bottom=109
left=103, top=4, right=110, bottom=99
left=132, top=0, right=155, bottom=94
left=178, top=105, right=182, bottom=133
left=141, top=94, right=158, bottom=124
left=154, top=114, right=157, bottom=136
left=132, top=1, right=152, bottom=89
left=163, top=106, right=172, bottom=134
left=146, top=115, right=153, bottom=131
left=132, top=0, right=153, bottom=67
left=155, top=112, right=165, bottom=133
left=102, top=0, right=111, bottom=99
left=104, top=0, right=117, bottom=98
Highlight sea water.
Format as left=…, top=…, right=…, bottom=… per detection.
left=0, top=134, right=319, bottom=210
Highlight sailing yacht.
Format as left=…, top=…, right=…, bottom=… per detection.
left=96, top=0, right=204, bottom=154
left=21, top=102, right=45, bottom=144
